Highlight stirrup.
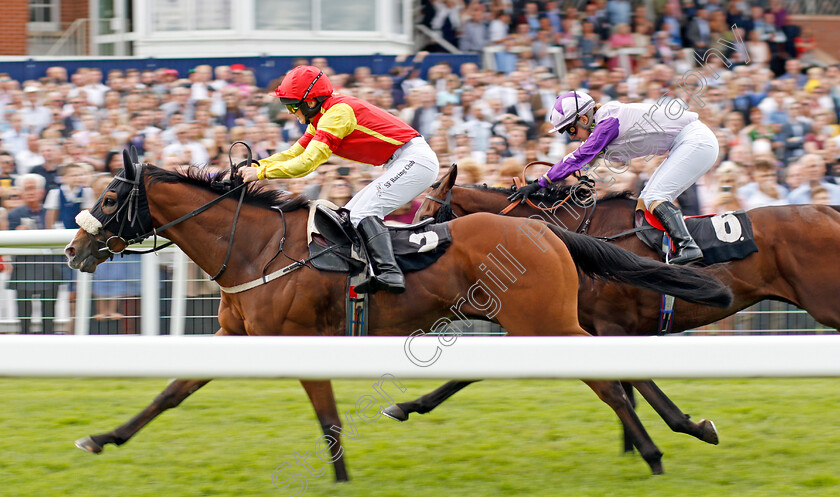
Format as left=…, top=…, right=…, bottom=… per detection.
left=669, top=244, right=703, bottom=265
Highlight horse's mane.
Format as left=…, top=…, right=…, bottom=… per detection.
left=466, top=183, right=636, bottom=204
left=144, top=165, right=310, bottom=212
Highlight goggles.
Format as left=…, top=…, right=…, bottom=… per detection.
left=280, top=70, right=324, bottom=115
left=560, top=92, right=581, bottom=137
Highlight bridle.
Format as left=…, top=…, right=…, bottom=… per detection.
left=423, top=188, right=458, bottom=221
left=90, top=143, right=255, bottom=281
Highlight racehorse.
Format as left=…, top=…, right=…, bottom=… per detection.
left=390, top=164, right=840, bottom=452
left=64, top=153, right=731, bottom=478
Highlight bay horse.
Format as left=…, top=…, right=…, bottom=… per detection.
left=392, top=164, right=840, bottom=451
left=64, top=154, right=731, bottom=478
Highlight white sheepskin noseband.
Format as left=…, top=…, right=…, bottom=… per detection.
left=76, top=210, right=103, bottom=235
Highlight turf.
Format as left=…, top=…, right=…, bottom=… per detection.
left=1, top=378, right=839, bottom=496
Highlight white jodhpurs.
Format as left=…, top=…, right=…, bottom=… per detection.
left=640, top=120, right=719, bottom=210
left=345, top=136, right=440, bottom=227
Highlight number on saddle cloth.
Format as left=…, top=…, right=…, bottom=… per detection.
left=635, top=210, right=758, bottom=266
left=306, top=202, right=452, bottom=274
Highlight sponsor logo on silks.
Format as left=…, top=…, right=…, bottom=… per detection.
left=382, top=161, right=414, bottom=189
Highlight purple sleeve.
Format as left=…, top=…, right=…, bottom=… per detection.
left=539, top=117, right=620, bottom=187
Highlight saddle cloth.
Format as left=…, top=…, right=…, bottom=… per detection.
left=305, top=200, right=452, bottom=273
left=635, top=208, right=758, bottom=265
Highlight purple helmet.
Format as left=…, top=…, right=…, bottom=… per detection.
left=548, top=91, right=595, bottom=133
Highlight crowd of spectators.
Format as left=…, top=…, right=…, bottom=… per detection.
left=1, top=0, right=839, bottom=333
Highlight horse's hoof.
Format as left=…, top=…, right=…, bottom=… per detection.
left=698, top=419, right=719, bottom=445
left=649, top=460, right=664, bottom=475
left=75, top=436, right=104, bottom=454
left=381, top=405, right=409, bottom=422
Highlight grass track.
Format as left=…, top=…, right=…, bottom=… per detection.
left=1, top=378, right=839, bottom=496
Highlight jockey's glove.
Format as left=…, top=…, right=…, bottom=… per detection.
left=507, top=182, right=542, bottom=204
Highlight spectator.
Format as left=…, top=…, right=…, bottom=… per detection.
left=318, top=167, right=356, bottom=207
left=20, top=86, right=51, bottom=135
left=742, top=158, right=788, bottom=209
left=0, top=151, right=17, bottom=185
left=606, top=0, right=632, bottom=26
left=711, top=161, right=746, bottom=214
left=686, top=8, right=712, bottom=57
left=162, top=123, right=210, bottom=167
left=6, top=173, right=63, bottom=333
left=43, top=162, right=95, bottom=229
left=30, top=140, right=63, bottom=192
left=15, top=134, right=44, bottom=176
left=2, top=113, right=28, bottom=156
left=459, top=3, right=488, bottom=53
left=488, top=11, right=512, bottom=44
left=787, top=154, right=840, bottom=204
left=777, top=101, right=811, bottom=163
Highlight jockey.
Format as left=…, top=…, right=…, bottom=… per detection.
left=509, top=91, right=718, bottom=265
left=238, top=65, right=439, bottom=294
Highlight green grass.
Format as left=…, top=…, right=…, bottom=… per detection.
left=1, top=378, right=839, bottom=496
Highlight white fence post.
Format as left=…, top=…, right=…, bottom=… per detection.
left=170, top=250, right=188, bottom=336
left=73, top=271, right=92, bottom=335
left=140, top=253, right=160, bottom=336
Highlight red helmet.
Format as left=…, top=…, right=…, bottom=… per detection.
left=274, top=65, right=333, bottom=105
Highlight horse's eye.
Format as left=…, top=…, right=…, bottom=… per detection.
left=103, top=198, right=116, bottom=207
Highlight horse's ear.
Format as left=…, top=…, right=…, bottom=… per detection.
left=129, top=145, right=140, bottom=166
left=446, top=163, right=458, bottom=190
left=123, top=149, right=136, bottom=181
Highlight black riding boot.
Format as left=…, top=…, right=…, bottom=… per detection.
left=652, top=201, right=703, bottom=265
left=354, top=216, right=406, bottom=295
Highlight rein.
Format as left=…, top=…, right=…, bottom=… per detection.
left=97, top=143, right=255, bottom=283
left=424, top=189, right=458, bottom=219
left=427, top=174, right=599, bottom=235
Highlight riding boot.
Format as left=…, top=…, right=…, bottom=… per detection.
left=651, top=201, right=703, bottom=265
left=354, top=216, right=405, bottom=295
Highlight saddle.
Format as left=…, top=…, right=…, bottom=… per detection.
left=633, top=202, right=758, bottom=266
left=304, top=200, right=452, bottom=274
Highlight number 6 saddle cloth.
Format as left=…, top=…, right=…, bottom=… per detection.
left=635, top=205, right=758, bottom=266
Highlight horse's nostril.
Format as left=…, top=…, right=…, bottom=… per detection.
left=65, top=247, right=75, bottom=259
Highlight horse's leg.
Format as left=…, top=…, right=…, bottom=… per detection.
left=75, top=378, right=211, bottom=454
left=584, top=380, right=664, bottom=474
left=630, top=380, right=719, bottom=445
left=75, top=328, right=234, bottom=454
left=300, top=380, right=349, bottom=482
left=381, top=380, right=480, bottom=422
left=620, top=381, right=636, bottom=454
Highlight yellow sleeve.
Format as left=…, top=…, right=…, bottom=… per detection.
left=256, top=104, right=357, bottom=179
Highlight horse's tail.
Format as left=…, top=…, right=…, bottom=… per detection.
left=547, top=224, right=733, bottom=308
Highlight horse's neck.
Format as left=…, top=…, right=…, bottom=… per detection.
left=145, top=183, right=300, bottom=288
left=455, top=187, right=511, bottom=215
left=456, top=188, right=636, bottom=235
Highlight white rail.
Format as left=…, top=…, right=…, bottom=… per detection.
left=0, top=229, right=189, bottom=335
left=1, top=335, right=840, bottom=379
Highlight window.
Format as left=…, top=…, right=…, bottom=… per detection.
left=254, top=0, right=378, bottom=32
left=152, top=0, right=232, bottom=31
left=29, top=0, right=59, bottom=32
left=321, top=0, right=376, bottom=31
left=195, top=0, right=232, bottom=30
left=255, top=0, right=311, bottom=31
left=152, top=0, right=189, bottom=31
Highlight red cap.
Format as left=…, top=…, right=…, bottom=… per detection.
left=230, top=64, right=246, bottom=72
left=163, top=69, right=179, bottom=77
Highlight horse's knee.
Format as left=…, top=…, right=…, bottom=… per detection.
left=590, top=381, right=631, bottom=408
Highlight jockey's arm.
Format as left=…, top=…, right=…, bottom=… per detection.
left=539, top=117, right=620, bottom=187
left=254, top=103, right=357, bottom=180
